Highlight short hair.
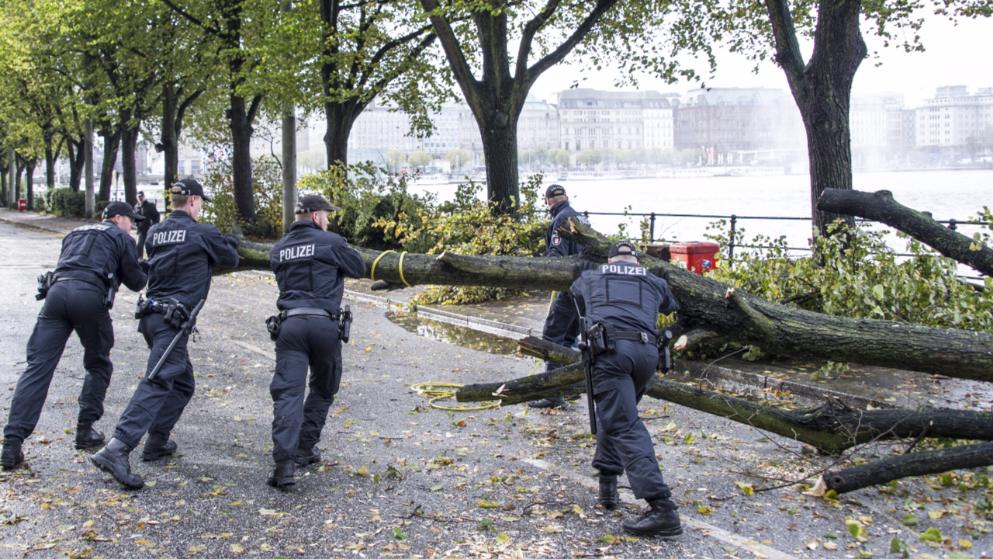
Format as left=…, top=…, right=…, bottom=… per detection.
left=171, top=194, right=190, bottom=208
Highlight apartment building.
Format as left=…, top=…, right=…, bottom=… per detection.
left=557, top=88, right=674, bottom=153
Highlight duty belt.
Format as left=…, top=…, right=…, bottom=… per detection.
left=281, top=307, right=338, bottom=320
left=53, top=273, right=106, bottom=290
left=608, top=330, right=653, bottom=344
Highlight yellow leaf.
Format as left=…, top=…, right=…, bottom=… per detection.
left=478, top=499, right=501, bottom=509
left=735, top=481, right=755, bottom=496
left=229, top=543, right=244, bottom=554
left=823, top=541, right=838, bottom=550
left=355, top=465, right=369, bottom=477
left=959, top=539, right=973, bottom=549
left=495, top=532, right=511, bottom=544
left=135, top=539, right=151, bottom=546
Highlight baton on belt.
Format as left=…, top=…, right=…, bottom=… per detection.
left=147, top=299, right=205, bottom=382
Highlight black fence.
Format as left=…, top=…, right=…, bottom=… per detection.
left=579, top=209, right=991, bottom=279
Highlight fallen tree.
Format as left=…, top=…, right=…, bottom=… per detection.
left=824, top=442, right=993, bottom=494
left=239, top=232, right=993, bottom=382
left=817, top=188, right=993, bottom=277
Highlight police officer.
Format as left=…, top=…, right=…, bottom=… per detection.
left=134, top=191, right=160, bottom=259
left=1, top=202, right=147, bottom=471
left=90, top=178, right=239, bottom=489
left=266, top=194, right=365, bottom=490
left=569, top=241, right=682, bottom=537
left=531, top=184, right=587, bottom=409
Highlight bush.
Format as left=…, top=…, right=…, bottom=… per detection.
left=706, top=220, right=993, bottom=333
left=48, top=188, right=85, bottom=218
left=201, top=155, right=283, bottom=238
left=32, top=194, right=46, bottom=213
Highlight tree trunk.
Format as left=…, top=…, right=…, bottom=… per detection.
left=0, top=160, right=6, bottom=202
left=236, top=235, right=993, bottom=382
left=14, top=157, right=23, bottom=202
left=229, top=93, right=256, bottom=224
left=43, top=128, right=57, bottom=190
left=824, top=442, right=993, bottom=494
left=67, top=138, right=85, bottom=192
left=798, top=89, right=856, bottom=234
left=161, top=83, right=179, bottom=189
left=98, top=124, right=122, bottom=203
left=121, top=111, right=140, bottom=205
left=323, top=102, right=358, bottom=169
left=454, top=345, right=993, bottom=455
left=479, top=116, right=520, bottom=214
left=25, top=159, right=35, bottom=209
left=818, top=188, right=993, bottom=277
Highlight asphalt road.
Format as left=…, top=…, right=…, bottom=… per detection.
left=0, top=219, right=990, bottom=559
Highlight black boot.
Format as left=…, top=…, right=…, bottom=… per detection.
left=622, top=498, right=682, bottom=538
left=90, top=438, right=144, bottom=489
left=267, top=461, right=296, bottom=491
left=74, top=425, right=105, bottom=450
left=598, top=475, right=620, bottom=510
left=141, top=435, right=178, bottom=462
left=528, top=396, right=568, bottom=409
left=1, top=440, right=24, bottom=471
left=295, top=447, right=321, bottom=467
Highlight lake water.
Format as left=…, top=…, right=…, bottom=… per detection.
left=412, top=168, right=993, bottom=272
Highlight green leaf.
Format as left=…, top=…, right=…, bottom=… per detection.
left=918, top=526, right=943, bottom=543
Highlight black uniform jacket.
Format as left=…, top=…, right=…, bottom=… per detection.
left=270, top=221, right=366, bottom=314
left=145, top=211, right=240, bottom=308
left=55, top=220, right=147, bottom=296
left=545, top=201, right=587, bottom=258
left=569, top=263, right=679, bottom=336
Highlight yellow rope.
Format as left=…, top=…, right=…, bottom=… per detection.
left=369, top=250, right=396, bottom=282
left=410, top=382, right=502, bottom=411
left=398, top=251, right=412, bottom=287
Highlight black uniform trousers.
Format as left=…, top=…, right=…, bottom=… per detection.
left=541, top=291, right=580, bottom=372
left=3, top=282, right=114, bottom=443
left=136, top=229, right=149, bottom=260
left=113, top=313, right=194, bottom=449
left=270, top=316, right=341, bottom=463
left=591, top=340, right=672, bottom=502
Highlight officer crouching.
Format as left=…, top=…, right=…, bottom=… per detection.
left=90, top=178, right=239, bottom=489
left=569, top=241, right=682, bottom=538
left=1, top=202, right=147, bottom=471
left=265, top=194, right=365, bottom=490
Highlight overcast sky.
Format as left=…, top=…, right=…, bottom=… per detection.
left=529, top=15, right=989, bottom=108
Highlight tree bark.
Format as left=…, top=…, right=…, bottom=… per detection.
left=66, top=137, right=85, bottom=192
left=323, top=101, right=359, bottom=169
left=818, top=188, right=993, bottom=277
left=121, top=110, right=140, bottom=205
left=24, top=159, right=35, bottom=209
left=43, top=127, right=57, bottom=190
left=229, top=92, right=257, bottom=224
left=824, top=442, right=993, bottom=494
left=479, top=114, right=521, bottom=214
left=98, top=123, right=122, bottom=203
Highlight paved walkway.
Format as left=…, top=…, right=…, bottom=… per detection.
left=1, top=209, right=990, bottom=558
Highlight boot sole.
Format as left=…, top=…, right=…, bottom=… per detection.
left=90, top=455, right=144, bottom=489
left=622, top=525, right=683, bottom=538
left=75, top=440, right=104, bottom=450
left=141, top=449, right=177, bottom=462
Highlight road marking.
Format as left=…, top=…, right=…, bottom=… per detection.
left=231, top=340, right=275, bottom=361
left=521, top=457, right=797, bottom=559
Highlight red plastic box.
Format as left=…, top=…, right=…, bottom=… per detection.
left=17, top=198, right=27, bottom=212
left=669, top=242, right=719, bottom=274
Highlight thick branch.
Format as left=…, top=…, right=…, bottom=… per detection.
left=818, top=188, right=993, bottom=277
left=526, top=0, right=618, bottom=86
left=418, top=0, right=481, bottom=104
left=762, top=0, right=806, bottom=89
left=824, top=442, right=993, bottom=494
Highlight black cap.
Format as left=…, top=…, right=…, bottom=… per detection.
left=295, top=194, right=335, bottom=214
left=103, top=201, right=145, bottom=221
left=608, top=241, right=638, bottom=259
left=170, top=177, right=210, bottom=201
left=137, top=191, right=145, bottom=197
left=544, top=184, right=566, bottom=198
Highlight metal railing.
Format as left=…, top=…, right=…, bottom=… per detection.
left=578, top=209, right=991, bottom=279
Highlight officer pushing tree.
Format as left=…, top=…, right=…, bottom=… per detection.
left=569, top=241, right=682, bottom=538
left=90, top=178, right=239, bottom=489
left=265, top=193, right=365, bottom=490
left=531, top=184, right=588, bottom=409
left=1, top=202, right=147, bottom=471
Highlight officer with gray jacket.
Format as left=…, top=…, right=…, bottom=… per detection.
left=2, top=202, right=147, bottom=471
left=569, top=241, right=682, bottom=538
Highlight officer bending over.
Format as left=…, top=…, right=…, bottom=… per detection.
left=2, top=202, right=147, bottom=471
left=265, top=194, right=365, bottom=490
left=531, top=184, right=587, bottom=409
left=570, top=241, right=682, bottom=537
left=91, top=178, right=239, bottom=489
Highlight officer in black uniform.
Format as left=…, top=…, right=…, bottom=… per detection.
left=134, top=191, right=160, bottom=260
left=90, top=178, right=239, bottom=489
left=569, top=241, right=682, bottom=538
left=531, top=184, right=587, bottom=409
left=1, top=202, right=147, bottom=471
left=266, top=194, right=365, bottom=490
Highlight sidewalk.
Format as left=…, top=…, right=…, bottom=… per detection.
left=1, top=207, right=986, bottom=413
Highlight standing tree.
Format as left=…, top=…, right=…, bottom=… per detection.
left=722, top=0, right=992, bottom=234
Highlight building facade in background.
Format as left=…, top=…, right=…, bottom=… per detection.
left=557, top=88, right=674, bottom=154
left=915, top=86, right=993, bottom=157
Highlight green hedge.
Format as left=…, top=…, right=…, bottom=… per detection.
left=48, top=188, right=85, bottom=217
